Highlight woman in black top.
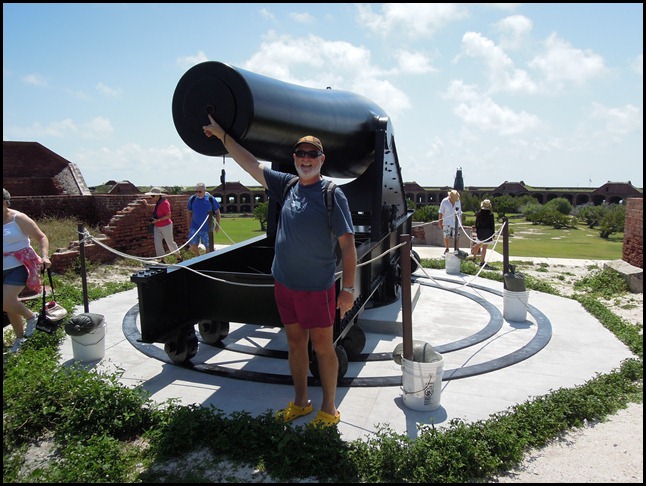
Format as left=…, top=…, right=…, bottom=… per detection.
left=472, top=199, right=495, bottom=266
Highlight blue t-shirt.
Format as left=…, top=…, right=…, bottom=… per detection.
left=187, top=193, right=220, bottom=231
left=264, top=168, right=354, bottom=291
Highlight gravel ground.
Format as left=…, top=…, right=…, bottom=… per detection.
left=485, top=260, right=642, bottom=483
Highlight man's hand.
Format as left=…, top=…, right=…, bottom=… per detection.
left=337, top=290, right=354, bottom=318
left=203, top=114, right=225, bottom=139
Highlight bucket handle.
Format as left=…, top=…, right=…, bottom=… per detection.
left=505, top=292, right=530, bottom=309
left=72, top=333, right=106, bottom=347
left=400, top=372, right=435, bottom=395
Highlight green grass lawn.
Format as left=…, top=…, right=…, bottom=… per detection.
left=36, top=214, right=624, bottom=262
left=506, top=220, right=623, bottom=260
left=213, top=216, right=266, bottom=246
left=211, top=216, right=624, bottom=260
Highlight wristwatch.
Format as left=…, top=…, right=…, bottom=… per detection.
left=341, top=287, right=355, bottom=294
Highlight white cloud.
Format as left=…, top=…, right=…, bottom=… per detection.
left=590, top=102, right=643, bottom=137
left=493, top=14, right=533, bottom=51
left=631, top=54, right=643, bottom=75
left=259, top=8, right=275, bottom=22
left=425, top=135, right=444, bottom=160
left=393, top=49, right=437, bottom=75
left=96, top=82, right=121, bottom=98
left=355, top=3, right=468, bottom=38
left=289, top=11, right=314, bottom=23
left=350, top=77, right=411, bottom=122
left=5, top=117, right=114, bottom=140
left=243, top=32, right=411, bottom=120
left=459, top=31, right=538, bottom=94
left=66, top=88, right=91, bottom=101
left=246, top=32, right=375, bottom=83
left=72, top=142, right=255, bottom=187
left=444, top=80, right=541, bottom=135
left=85, top=117, right=115, bottom=138
left=22, top=73, right=47, bottom=87
left=177, top=51, right=209, bottom=71
left=529, top=33, right=608, bottom=90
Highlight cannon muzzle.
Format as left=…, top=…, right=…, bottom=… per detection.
left=172, top=61, right=389, bottom=178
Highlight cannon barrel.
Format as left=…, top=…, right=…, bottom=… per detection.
left=172, top=61, right=389, bottom=178
left=134, top=62, right=414, bottom=370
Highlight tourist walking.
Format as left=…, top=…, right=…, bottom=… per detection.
left=145, top=187, right=182, bottom=263
left=3, top=188, right=51, bottom=353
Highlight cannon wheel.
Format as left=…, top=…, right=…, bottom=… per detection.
left=341, top=324, right=366, bottom=360
left=381, top=248, right=421, bottom=303
left=198, top=320, right=230, bottom=345
left=164, top=328, right=199, bottom=364
left=409, top=249, right=421, bottom=274
left=382, top=260, right=401, bottom=303
left=309, top=345, right=349, bottom=382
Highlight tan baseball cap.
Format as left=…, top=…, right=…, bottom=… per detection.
left=294, top=135, right=323, bottom=153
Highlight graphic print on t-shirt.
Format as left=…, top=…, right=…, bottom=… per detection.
left=290, top=193, right=306, bottom=213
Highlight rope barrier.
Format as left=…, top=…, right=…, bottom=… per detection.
left=84, top=230, right=275, bottom=287
left=408, top=221, right=530, bottom=313
left=81, top=222, right=528, bottom=313
left=83, top=224, right=408, bottom=287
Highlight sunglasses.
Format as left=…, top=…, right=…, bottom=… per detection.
left=294, top=150, right=322, bottom=159
left=196, top=190, right=204, bottom=194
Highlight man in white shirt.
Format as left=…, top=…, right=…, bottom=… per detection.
left=438, top=189, right=462, bottom=254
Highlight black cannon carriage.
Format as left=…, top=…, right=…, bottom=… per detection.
left=131, top=61, right=420, bottom=378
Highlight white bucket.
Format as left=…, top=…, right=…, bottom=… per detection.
left=401, top=354, right=444, bottom=411
left=71, top=321, right=106, bottom=362
left=503, top=289, right=529, bottom=322
left=445, top=253, right=460, bottom=275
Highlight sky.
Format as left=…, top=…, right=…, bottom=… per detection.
left=3, top=3, right=643, bottom=190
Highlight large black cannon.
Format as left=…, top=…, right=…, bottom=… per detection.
left=131, top=61, right=419, bottom=378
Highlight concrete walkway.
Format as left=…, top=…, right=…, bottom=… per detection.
left=58, top=246, right=631, bottom=443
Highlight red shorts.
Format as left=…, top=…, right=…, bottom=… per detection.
left=274, top=280, right=336, bottom=329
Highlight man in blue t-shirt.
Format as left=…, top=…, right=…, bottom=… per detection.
left=203, top=115, right=357, bottom=428
left=186, top=182, right=221, bottom=256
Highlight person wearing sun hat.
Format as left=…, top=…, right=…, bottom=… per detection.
left=144, top=187, right=182, bottom=263
left=438, top=189, right=462, bottom=254
left=471, top=198, right=495, bottom=267
left=202, top=115, right=357, bottom=428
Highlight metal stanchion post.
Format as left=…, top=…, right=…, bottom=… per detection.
left=78, top=224, right=90, bottom=312
left=208, top=214, right=215, bottom=253
left=502, top=216, right=509, bottom=276
left=453, top=212, right=459, bottom=252
left=400, top=234, right=413, bottom=362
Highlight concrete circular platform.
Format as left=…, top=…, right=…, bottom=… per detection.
left=122, top=275, right=552, bottom=387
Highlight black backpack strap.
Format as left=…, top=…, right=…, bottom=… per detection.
left=281, top=176, right=300, bottom=203
left=188, top=194, right=195, bottom=211
left=322, top=179, right=337, bottom=231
